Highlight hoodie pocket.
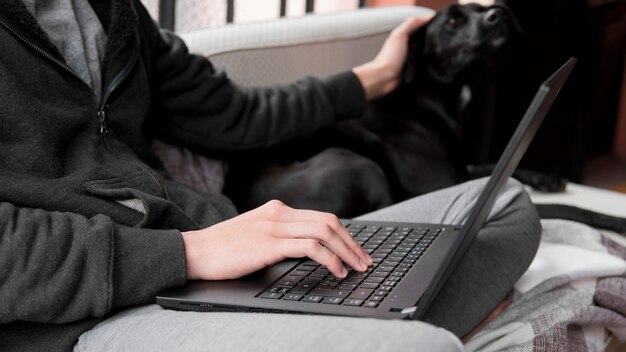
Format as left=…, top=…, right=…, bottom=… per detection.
left=83, top=171, right=181, bottom=228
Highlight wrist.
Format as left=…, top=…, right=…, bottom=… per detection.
left=353, top=61, right=398, bottom=100
left=182, top=230, right=203, bottom=280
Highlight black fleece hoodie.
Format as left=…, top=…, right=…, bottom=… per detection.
left=0, top=0, right=366, bottom=350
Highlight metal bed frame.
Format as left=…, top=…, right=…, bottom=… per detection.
left=158, top=0, right=368, bottom=30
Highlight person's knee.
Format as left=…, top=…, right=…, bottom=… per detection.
left=486, top=182, right=541, bottom=277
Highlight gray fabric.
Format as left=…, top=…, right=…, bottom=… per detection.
left=151, top=139, right=227, bottom=194
left=74, top=305, right=464, bottom=352
left=74, top=177, right=539, bottom=350
left=22, top=0, right=107, bottom=104
left=358, top=177, right=541, bottom=336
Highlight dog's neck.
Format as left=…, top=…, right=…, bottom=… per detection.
left=408, top=69, right=472, bottom=137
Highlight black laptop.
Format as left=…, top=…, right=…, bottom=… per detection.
left=157, top=58, right=576, bottom=320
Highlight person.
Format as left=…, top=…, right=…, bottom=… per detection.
left=0, top=0, right=541, bottom=351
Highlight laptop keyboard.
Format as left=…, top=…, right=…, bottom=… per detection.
left=259, top=224, right=441, bottom=308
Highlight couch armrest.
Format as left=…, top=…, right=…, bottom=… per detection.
left=180, top=6, right=434, bottom=86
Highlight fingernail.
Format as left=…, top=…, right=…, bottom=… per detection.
left=359, top=259, right=368, bottom=271
left=341, top=267, right=349, bottom=277
left=362, top=253, right=373, bottom=265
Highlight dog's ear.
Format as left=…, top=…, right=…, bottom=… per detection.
left=493, top=1, right=524, bottom=33
left=403, top=25, right=428, bottom=84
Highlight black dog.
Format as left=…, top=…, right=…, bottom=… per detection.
left=224, top=3, right=521, bottom=218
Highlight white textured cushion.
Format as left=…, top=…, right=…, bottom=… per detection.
left=181, top=6, right=434, bottom=86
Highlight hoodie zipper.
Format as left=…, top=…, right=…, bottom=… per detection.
left=0, top=16, right=137, bottom=138
left=98, top=49, right=139, bottom=137
left=0, top=17, right=75, bottom=76
left=1, top=18, right=169, bottom=198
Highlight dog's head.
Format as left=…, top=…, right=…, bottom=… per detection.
left=404, top=3, right=521, bottom=84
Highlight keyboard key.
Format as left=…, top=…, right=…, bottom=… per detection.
left=316, top=283, right=336, bottom=291
left=339, top=283, right=358, bottom=290
left=370, top=271, right=389, bottom=278
left=268, top=286, right=290, bottom=294
left=277, top=280, right=298, bottom=287
left=283, top=293, right=303, bottom=301
left=296, top=264, right=317, bottom=271
left=370, top=295, right=385, bottom=302
left=303, top=295, right=323, bottom=303
left=349, top=289, right=374, bottom=300
left=382, top=260, right=400, bottom=266
left=365, top=277, right=385, bottom=284
left=260, top=292, right=283, bottom=299
left=344, top=278, right=364, bottom=285
left=351, top=272, right=368, bottom=279
left=291, top=270, right=310, bottom=277
left=364, top=301, right=379, bottom=308
left=359, top=282, right=379, bottom=289
left=313, top=268, right=330, bottom=276
left=322, top=297, right=343, bottom=305
left=389, top=274, right=403, bottom=281
left=324, top=290, right=352, bottom=298
left=344, top=299, right=364, bottom=306
left=290, top=279, right=321, bottom=294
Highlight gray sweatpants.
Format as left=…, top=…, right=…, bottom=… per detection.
left=74, top=178, right=541, bottom=351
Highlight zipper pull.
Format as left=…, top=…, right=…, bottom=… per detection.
left=97, top=109, right=108, bottom=137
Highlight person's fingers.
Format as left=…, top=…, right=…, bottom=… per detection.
left=394, top=14, right=433, bottom=36
left=280, top=210, right=372, bottom=266
left=279, top=238, right=348, bottom=278
left=254, top=200, right=372, bottom=264
left=270, top=221, right=368, bottom=272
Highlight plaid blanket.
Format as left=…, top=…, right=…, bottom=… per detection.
left=466, top=219, right=626, bottom=352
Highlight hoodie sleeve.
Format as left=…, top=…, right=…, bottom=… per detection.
left=148, top=25, right=367, bottom=157
left=0, top=201, right=186, bottom=324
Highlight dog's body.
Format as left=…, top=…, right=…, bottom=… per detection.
left=224, top=3, right=520, bottom=218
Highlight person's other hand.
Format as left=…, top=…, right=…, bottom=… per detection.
left=182, top=200, right=373, bottom=280
left=353, top=14, right=432, bottom=100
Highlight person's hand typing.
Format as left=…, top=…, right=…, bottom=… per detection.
left=182, top=200, right=373, bottom=280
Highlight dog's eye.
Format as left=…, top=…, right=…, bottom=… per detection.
left=446, top=15, right=465, bottom=27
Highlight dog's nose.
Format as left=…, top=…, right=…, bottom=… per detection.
left=483, top=8, right=502, bottom=26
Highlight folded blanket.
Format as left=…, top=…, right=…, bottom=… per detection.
left=465, top=219, right=626, bottom=352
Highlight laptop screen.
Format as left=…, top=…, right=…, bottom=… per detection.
left=412, top=57, right=577, bottom=318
